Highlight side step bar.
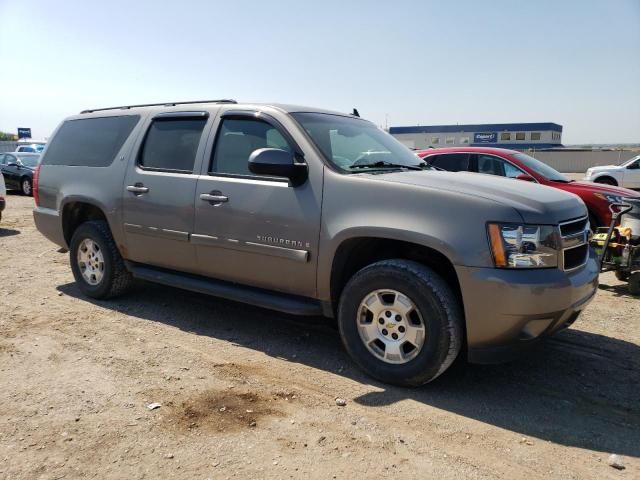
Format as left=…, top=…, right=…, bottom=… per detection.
left=125, top=262, right=323, bottom=316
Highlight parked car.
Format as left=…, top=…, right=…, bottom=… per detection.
left=0, top=173, right=5, bottom=222
left=417, top=147, right=640, bottom=229
left=0, top=152, right=40, bottom=196
left=33, top=100, right=597, bottom=386
left=584, top=154, right=640, bottom=189
left=15, top=141, right=46, bottom=153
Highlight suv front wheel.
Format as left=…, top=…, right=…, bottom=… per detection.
left=69, top=220, right=133, bottom=299
left=338, top=259, right=463, bottom=386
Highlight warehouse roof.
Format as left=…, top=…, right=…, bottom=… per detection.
left=389, top=122, right=563, bottom=134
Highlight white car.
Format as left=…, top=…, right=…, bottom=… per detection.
left=15, top=142, right=46, bottom=153
left=584, top=154, right=640, bottom=189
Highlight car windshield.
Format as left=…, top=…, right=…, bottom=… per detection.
left=621, top=155, right=640, bottom=167
left=291, top=113, right=426, bottom=172
left=16, top=154, right=40, bottom=167
left=512, top=152, right=571, bottom=182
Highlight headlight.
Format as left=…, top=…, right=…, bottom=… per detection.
left=487, top=223, right=559, bottom=268
left=586, top=168, right=593, bottom=177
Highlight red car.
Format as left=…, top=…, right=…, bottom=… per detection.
left=417, top=147, right=640, bottom=228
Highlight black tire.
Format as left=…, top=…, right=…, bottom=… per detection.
left=628, top=273, right=640, bottom=296
left=337, top=259, right=463, bottom=387
left=594, top=176, right=617, bottom=186
left=20, top=177, right=32, bottom=196
left=69, top=220, right=132, bottom=299
left=615, top=270, right=629, bottom=282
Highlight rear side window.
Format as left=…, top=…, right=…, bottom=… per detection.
left=429, top=153, right=469, bottom=172
left=139, top=118, right=207, bottom=173
left=43, top=116, right=139, bottom=167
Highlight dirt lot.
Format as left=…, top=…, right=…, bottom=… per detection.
left=1, top=193, right=638, bottom=480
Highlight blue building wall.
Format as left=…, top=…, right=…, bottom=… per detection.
left=389, top=122, right=563, bottom=150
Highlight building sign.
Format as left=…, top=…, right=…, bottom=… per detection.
left=473, top=132, right=497, bottom=143
left=17, top=128, right=32, bottom=139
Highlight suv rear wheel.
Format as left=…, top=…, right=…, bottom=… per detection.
left=337, top=259, right=463, bottom=386
left=69, top=220, right=132, bottom=299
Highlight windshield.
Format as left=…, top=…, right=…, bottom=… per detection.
left=621, top=155, right=640, bottom=168
left=16, top=154, right=40, bottom=167
left=512, top=152, right=570, bottom=182
left=291, top=113, right=425, bottom=171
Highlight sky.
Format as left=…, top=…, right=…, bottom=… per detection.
left=0, top=0, right=638, bottom=144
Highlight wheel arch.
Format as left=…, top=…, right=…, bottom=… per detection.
left=592, top=174, right=618, bottom=186
left=61, top=199, right=109, bottom=246
left=328, top=235, right=463, bottom=318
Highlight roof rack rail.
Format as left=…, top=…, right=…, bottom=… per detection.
left=80, top=99, right=238, bottom=114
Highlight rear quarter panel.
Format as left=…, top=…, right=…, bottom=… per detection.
left=36, top=113, right=148, bottom=247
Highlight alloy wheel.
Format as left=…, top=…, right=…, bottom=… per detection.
left=356, top=289, right=426, bottom=364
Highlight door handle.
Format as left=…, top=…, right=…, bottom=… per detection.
left=127, top=184, right=149, bottom=194
left=200, top=193, right=228, bottom=203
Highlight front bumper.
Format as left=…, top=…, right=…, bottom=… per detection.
left=456, top=249, right=599, bottom=364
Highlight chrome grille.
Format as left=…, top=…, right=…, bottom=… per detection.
left=560, top=217, right=588, bottom=237
left=559, top=216, right=590, bottom=271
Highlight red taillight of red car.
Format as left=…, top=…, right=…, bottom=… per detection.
left=33, top=164, right=41, bottom=206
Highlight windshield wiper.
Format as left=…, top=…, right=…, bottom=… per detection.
left=349, top=161, right=426, bottom=171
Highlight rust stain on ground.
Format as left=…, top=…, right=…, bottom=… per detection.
left=164, top=389, right=291, bottom=433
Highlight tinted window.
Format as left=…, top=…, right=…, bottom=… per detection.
left=477, top=154, right=525, bottom=179
left=16, top=154, right=40, bottom=167
left=139, top=118, right=207, bottom=173
left=43, top=116, right=139, bottom=167
left=429, top=153, right=469, bottom=172
left=211, top=118, right=292, bottom=176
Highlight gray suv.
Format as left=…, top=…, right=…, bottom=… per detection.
left=33, top=100, right=598, bottom=386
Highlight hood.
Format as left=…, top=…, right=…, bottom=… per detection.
left=366, top=170, right=587, bottom=224
left=588, top=165, right=622, bottom=172
left=567, top=180, right=640, bottom=198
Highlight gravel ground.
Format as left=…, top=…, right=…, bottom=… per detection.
left=1, top=193, right=638, bottom=479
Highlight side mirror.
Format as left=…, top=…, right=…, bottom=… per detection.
left=248, top=148, right=307, bottom=186
left=516, top=173, right=535, bottom=182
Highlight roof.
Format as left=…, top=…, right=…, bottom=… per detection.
left=416, top=146, right=520, bottom=156
left=389, top=122, right=563, bottom=134
left=78, top=100, right=355, bottom=119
